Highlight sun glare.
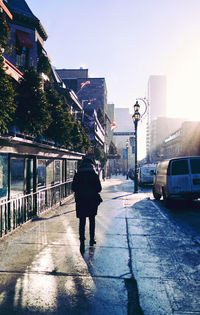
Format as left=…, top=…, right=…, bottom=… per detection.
left=167, top=43, right=200, bottom=121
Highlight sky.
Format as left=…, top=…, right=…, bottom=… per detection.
left=25, top=0, right=200, bottom=122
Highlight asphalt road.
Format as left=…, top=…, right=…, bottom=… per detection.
left=142, top=185, right=200, bottom=244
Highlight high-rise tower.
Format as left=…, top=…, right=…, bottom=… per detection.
left=148, top=75, right=167, bottom=121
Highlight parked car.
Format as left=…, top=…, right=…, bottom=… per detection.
left=152, top=156, right=200, bottom=202
left=138, top=164, right=156, bottom=187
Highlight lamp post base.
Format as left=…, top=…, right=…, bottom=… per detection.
left=134, top=175, right=138, bottom=193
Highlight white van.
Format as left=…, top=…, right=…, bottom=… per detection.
left=152, top=156, right=200, bottom=201
left=138, top=164, right=156, bottom=187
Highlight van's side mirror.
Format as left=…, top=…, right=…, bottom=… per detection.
left=150, top=170, right=156, bottom=175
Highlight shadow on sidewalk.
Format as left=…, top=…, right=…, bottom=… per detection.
left=112, top=193, right=133, bottom=200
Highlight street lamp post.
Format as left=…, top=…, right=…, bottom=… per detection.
left=126, top=139, right=129, bottom=179
left=136, top=97, right=150, bottom=163
left=132, top=101, right=141, bottom=193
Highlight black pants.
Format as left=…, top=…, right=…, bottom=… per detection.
left=79, top=216, right=95, bottom=241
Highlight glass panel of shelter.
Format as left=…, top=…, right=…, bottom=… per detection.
left=0, top=154, right=78, bottom=202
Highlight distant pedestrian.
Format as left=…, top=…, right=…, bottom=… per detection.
left=72, top=157, right=102, bottom=252
left=102, top=168, right=105, bottom=181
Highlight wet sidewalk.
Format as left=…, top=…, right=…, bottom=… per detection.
left=0, top=176, right=199, bottom=314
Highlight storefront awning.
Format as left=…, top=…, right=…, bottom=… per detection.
left=16, top=30, right=33, bottom=49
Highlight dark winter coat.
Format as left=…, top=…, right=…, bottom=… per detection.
left=72, top=162, right=102, bottom=218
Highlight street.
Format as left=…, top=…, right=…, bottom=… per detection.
left=0, top=176, right=199, bottom=314
left=142, top=184, right=200, bottom=242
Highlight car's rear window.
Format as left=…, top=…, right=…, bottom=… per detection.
left=171, top=160, right=189, bottom=175
left=190, top=158, right=200, bottom=174
left=142, top=168, right=150, bottom=174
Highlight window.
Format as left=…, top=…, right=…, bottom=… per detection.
left=171, top=160, right=189, bottom=175
left=0, top=154, right=8, bottom=199
left=66, top=161, right=76, bottom=180
left=11, top=158, right=25, bottom=196
left=190, top=158, right=200, bottom=174
left=38, top=160, right=46, bottom=188
left=26, top=158, right=33, bottom=194
left=46, top=159, right=54, bottom=186
left=16, top=44, right=29, bottom=69
left=15, top=30, right=33, bottom=70
left=54, top=160, right=61, bottom=184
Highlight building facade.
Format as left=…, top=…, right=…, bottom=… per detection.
left=56, top=68, right=108, bottom=154
left=107, top=103, right=115, bottom=149
left=149, top=117, right=185, bottom=162
left=148, top=75, right=167, bottom=121
left=56, top=68, right=108, bottom=114
left=160, top=121, right=200, bottom=159
left=1, top=0, right=23, bottom=82
left=113, top=108, right=135, bottom=174
left=5, top=0, right=48, bottom=73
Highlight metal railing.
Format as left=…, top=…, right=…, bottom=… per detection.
left=0, top=180, right=73, bottom=238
